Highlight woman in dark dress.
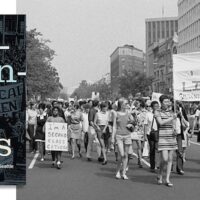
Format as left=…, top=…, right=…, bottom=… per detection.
left=35, top=103, right=47, bottom=161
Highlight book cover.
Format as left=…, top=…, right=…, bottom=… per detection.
left=0, top=15, right=26, bottom=185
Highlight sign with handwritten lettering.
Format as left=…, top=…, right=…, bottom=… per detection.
left=45, top=122, right=68, bottom=151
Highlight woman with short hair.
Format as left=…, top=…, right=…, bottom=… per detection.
left=94, top=102, right=109, bottom=165
left=155, top=95, right=177, bottom=187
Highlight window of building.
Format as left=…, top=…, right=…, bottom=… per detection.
left=153, top=22, right=156, bottom=42
left=157, top=22, right=160, bottom=39
left=148, top=22, right=151, bottom=45
left=171, top=21, right=174, bottom=36
left=162, top=21, right=165, bottom=38
left=166, top=21, right=169, bottom=38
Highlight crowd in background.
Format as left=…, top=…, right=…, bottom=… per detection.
left=26, top=95, right=200, bottom=187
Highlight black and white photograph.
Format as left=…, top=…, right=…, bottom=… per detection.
left=0, top=14, right=26, bottom=185
left=17, top=0, right=200, bottom=200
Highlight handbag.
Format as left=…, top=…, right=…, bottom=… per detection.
left=149, top=117, right=159, bottom=142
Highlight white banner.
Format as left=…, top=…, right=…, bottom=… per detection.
left=151, top=92, right=162, bottom=105
left=173, top=52, right=200, bottom=102
left=45, top=122, right=68, bottom=151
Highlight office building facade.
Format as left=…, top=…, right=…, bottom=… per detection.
left=110, top=45, right=146, bottom=96
left=178, top=0, right=200, bottom=53
left=145, top=17, right=178, bottom=78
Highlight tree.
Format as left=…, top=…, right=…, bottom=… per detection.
left=71, top=80, right=111, bottom=100
left=27, top=29, right=63, bottom=100
left=119, top=69, right=152, bottom=98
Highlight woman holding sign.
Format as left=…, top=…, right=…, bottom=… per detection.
left=45, top=106, right=65, bottom=169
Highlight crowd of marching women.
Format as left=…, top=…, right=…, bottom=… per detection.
left=26, top=95, right=199, bottom=187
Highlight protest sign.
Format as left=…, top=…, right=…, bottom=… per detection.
left=45, top=122, right=68, bottom=151
left=151, top=92, right=162, bottom=105
left=173, top=52, right=200, bottom=101
left=0, top=83, right=23, bottom=117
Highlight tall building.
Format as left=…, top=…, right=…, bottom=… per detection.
left=145, top=17, right=178, bottom=78
left=110, top=44, right=146, bottom=96
left=178, top=0, right=200, bottom=53
left=152, top=37, right=178, bottom=95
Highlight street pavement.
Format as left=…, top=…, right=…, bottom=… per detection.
left=17, top=137, right=200, bottom=200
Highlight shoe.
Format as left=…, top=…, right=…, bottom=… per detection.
left=138, top=160, right=143, bottom=168
left=87, top=158, right=92, bottom=162
left=98, top=157, right=104, bottom=162
left=79, top=152, right=82, bottom=158
left=40, top=158, right=44, bottom=162
left=115, top=172, right=121, bottom=179
left=139, top=164, right=143, bottom=168
left=71, top=155, right=75, bottom=159
left=165, top=182, right=173, bottom=187
left=177, top=170, right=184, bottom=175
left=157, top=176, right=163, bottom=185
left=150, top=168, right=156, bottom=173
left=57, top=161, right=61, bottom=169
left=52, top=161, right=56, bottom=167
left=122, top=174, right=129, bottom=180
left=102, top=160, right=107, bottom=165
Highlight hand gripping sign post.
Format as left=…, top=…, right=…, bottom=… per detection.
left=173, top=52, right=200, bottom=102
left=45, top=123, right=68, bottom=151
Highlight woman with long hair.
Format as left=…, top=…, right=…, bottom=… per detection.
left=112, top=98, right=134, bottom=180
left=155, top=95, right=177, bottom=187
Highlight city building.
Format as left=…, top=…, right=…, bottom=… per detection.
left=152, top=36, right=178, bottom=95
left=178, top=0, right=200, bottom=53
left=110, top=44, right=146, bottom=96
left=145, top=17, right=178, bottom=78
left=0, top=15, right=25, bottom=46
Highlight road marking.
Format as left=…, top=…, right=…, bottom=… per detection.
left=28, top=153, right=39, bottom=169
left=132, top=152, right=150, bottom=167
left=190, top=141, right=200, bottom=146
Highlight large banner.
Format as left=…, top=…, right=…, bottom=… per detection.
left=45, top=122, right=68, bottom=151
left=173, top=52, right=200, bottom=101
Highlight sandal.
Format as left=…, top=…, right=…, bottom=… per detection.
left=165, top=182, right=173, bottom=187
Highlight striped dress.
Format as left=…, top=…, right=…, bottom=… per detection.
left=156, top=110, right=177, bottom=151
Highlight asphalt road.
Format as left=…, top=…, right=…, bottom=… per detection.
left=17, top=137, right=200, bottom=200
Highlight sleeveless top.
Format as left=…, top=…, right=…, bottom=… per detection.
left=116, top=112, right=132, bottom=136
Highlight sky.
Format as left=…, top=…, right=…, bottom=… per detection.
left=17, top=0, right=178, bottom=94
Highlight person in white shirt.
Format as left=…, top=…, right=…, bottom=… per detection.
left=27, top=102, right=37, bottom=153
left=94, top=102, right=109, bottom=165
left=81, top=103, right=90, bottom=152
left=144, top=101, right=159, bottom=172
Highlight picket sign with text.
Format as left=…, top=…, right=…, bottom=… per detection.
left=151, top=92, right=162, bottom=106
left=45, top=122, right=68, bottom=151
left=173, top=52, right=200, bottom=101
